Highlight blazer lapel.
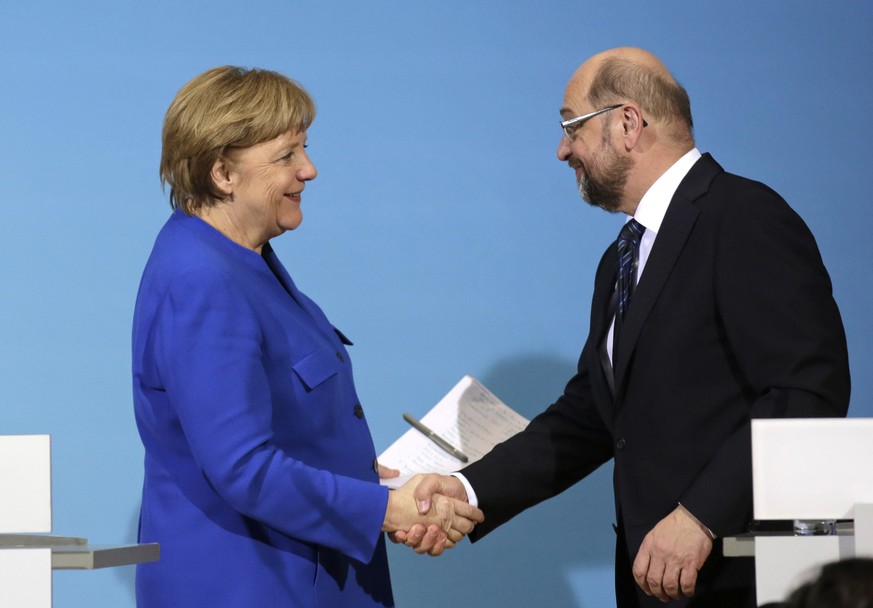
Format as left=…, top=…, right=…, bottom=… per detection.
left=261, top=244, right=340, bottom=347
left=612, top=154, right=723, bottom=398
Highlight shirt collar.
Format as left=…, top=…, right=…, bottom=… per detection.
left=629, top=148, right=701, bottom=235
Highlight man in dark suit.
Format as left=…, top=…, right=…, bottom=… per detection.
left=398, top=47, right=851, bottom=606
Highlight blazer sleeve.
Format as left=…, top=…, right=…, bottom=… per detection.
left=153, top=268, right=389, bottom=564
left=464, top=350, right=615, bottom=539
left=678, top=179, right=850, bottom=535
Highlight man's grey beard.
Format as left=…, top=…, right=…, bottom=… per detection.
left=577, top=140, right=632, bottom=214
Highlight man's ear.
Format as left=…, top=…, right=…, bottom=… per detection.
left=211, top=156, right=233, bottom=198
left=621, top=104, right=646, bottom=150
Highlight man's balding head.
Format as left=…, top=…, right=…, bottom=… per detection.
left=570, top=47, right=694, bottom=147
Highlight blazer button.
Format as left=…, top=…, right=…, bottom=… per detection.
left=354, top=404, right=364, bottom=419
left=615, top=438, right=627, bottom=451
left=336, top=352, right=345, bottom=363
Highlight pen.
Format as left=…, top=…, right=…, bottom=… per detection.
left=402, top=413, right=469, bottom=463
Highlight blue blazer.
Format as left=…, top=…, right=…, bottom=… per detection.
left=132, top=211, right=393, bottom=607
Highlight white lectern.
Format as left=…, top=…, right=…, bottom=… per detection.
left=0, top=435, right=52, bottom=607
left=726, top=418, right=873, bottom=605
left=0, top=435, right=159, bottom=607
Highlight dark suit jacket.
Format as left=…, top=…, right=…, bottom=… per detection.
left=462, top=154, right=850, bottom=606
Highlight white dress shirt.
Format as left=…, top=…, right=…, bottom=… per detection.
left=457, top=148, right=703, bottom=508
left=606, top=147, right=701, bottom=363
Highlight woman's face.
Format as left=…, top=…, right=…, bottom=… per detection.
left=221, top=130, right=317, bottom=245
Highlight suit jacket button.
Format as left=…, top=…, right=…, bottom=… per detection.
left=354, top=404, right=364, bottom=419
left=615, top=438, right=626, bottom=450
left=336, top=352, right=345, bottom=363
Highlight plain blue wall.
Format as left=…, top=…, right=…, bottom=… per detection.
left=2, top=1, right=872, bottom=606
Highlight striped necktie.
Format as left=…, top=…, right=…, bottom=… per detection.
left=615, top=219, right=646, bottom=340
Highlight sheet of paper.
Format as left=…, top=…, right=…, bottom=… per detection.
left=378, top=375, right=529, bottom=489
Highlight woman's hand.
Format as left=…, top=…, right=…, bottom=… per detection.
left=382, top=474, right=484, bottom=555
left=377, top=463, right=400, bottom=480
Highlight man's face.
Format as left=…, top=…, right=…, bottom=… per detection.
left=575, top=128, right=632, bottom=214
left=558, top=82, right=631, bottom=213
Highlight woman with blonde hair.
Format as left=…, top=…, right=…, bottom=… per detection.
left=132, top=66, right=481, bottom=607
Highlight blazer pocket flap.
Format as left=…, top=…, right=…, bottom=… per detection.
left=292, top=347, right=340, bottom=390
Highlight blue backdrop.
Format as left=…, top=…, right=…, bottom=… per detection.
left=1, top=2, right=871, bottom=606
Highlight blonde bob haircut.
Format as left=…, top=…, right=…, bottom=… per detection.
left=160, top=66, right=315, bottom=214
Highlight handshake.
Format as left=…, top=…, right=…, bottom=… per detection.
left=381, top=473, right=482, bottom=556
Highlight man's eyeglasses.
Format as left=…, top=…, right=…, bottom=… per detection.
left=560, top=104, right=647, bottom=140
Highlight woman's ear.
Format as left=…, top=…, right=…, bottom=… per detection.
left=210, top=156, right=233, bottom=198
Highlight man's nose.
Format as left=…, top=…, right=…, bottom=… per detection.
left=557, top=135, right=571, bottom=161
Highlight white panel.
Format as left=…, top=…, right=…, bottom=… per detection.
left=855, top=503, right=873, bottom=557
left=0, top=548, right=52, bottom=608
left=754, top=535, right=852, bottom=604
left=0, top=435, right=51, bottom=533
left=752, top=418, right=873, bottom=520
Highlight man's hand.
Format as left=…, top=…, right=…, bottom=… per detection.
left=631, top=505, right=713, bottom=602
left=389, top=474, right=472, bottom=556
left=413, top=473, right=469, bottom=513
left=382, top=474, right=482, bottom=556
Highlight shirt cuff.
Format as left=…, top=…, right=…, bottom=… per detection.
left=678, top=502, right=717, bottom=539
left=451, top=472, right=479, bottom=507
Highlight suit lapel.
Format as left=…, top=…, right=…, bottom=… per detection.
left=612, top=154, right=723, bottom=399
left=590, top=248, right=619, bottom=399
